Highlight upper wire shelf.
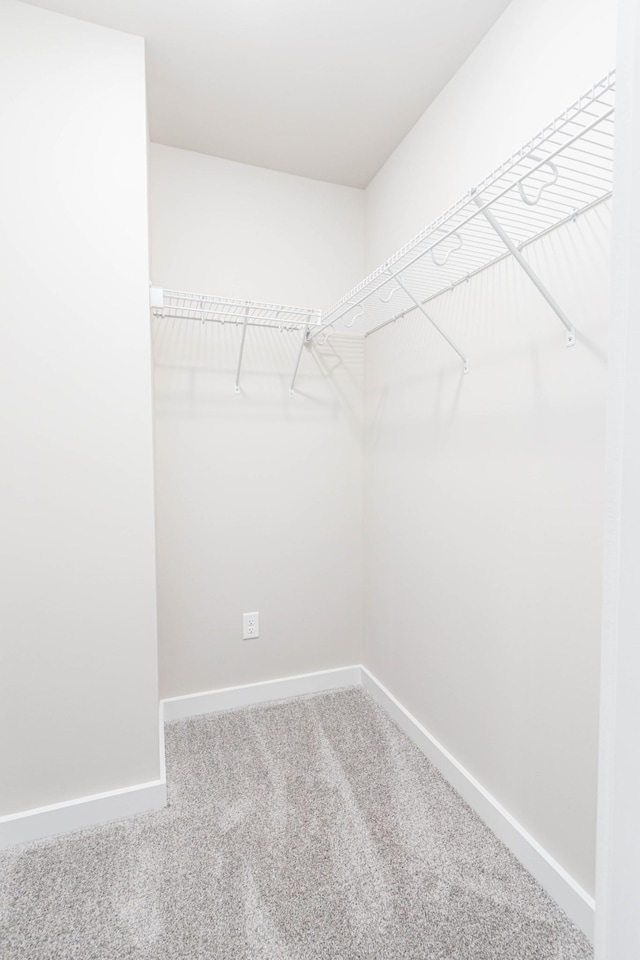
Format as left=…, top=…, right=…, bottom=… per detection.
left=312, top=71, right=615, bottom=353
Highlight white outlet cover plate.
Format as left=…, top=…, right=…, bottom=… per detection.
left=242, top=612, right=260, bottom=640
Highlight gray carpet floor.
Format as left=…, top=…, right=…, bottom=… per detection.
left=0, top=688, right=592, bottom=959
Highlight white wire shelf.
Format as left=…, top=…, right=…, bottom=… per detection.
left=150, top=289, right=321, bottom=332
left=311, top=71, right=616, bottom=365
left=150, top=72, right=615, bottom=387
left=149, top=289, right=322, bottom=395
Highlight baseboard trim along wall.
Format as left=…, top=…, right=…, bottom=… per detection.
left=0, top=661, right=595, bottom=943
left=161, top=665, right=363, bottom=722
left=0, top=667, right=358, bottom=850
left=0, top=699, right=170, bottom=850
left=360, top=667, right=595, bottom=942
left=0, top=779, right=167, bottom=849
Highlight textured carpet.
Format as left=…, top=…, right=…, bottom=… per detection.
left=1, top=688, right=592, bottom=959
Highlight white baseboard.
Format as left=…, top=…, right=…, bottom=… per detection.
left=0, top=701, right=168, bottom=850
left=161, top=665, right=362, bottom=722
left=361, top=667, right=595, bottom=942
left=0, top=667, right=358, bottom=850
left=0, top=778, right=167, bottom=849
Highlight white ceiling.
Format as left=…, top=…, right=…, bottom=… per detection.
left=23, top=0, right=512, bottom=187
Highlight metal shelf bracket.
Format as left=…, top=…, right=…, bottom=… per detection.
left=235, top=306, right=249, bottom=393
left=474, top=197, right=577, bottom=348
left=393, top=272, right=470, bottom=375
left=289, top=326, right=310, bottom=396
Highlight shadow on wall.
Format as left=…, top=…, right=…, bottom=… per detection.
left=152, top=314, right=365, bottom=700
left=152, top=319, right=364, bottom=437
left=365, top=204, right=610, bottom=428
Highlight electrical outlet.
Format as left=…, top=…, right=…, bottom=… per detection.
left=243, top=612, right=259, bottom=640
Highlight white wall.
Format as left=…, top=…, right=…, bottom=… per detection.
left=0, top=1, right=160, bottom=815
left=363, top=0, right=616, bottom=898
left=149, top=146, right=365, bottom=697
left=149, top=144, right=365, bottom=309
left=596, top=0, right=640, bottom=954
